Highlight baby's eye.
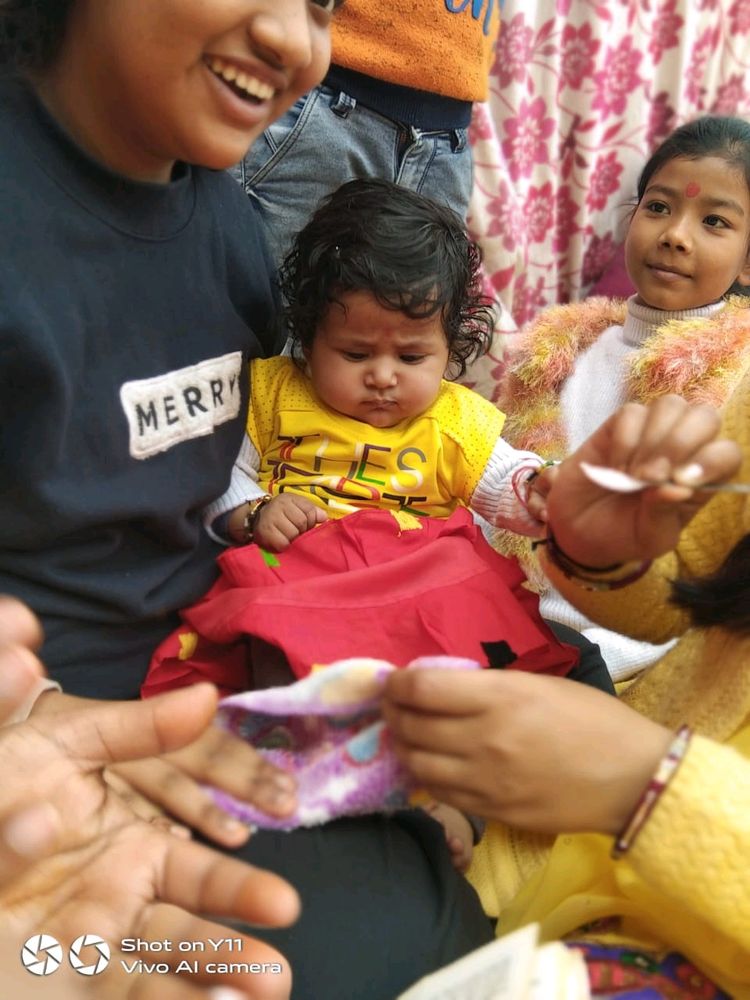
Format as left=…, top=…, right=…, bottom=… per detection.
left=310, top=0, right=342, bottom=11
left=643, top=200, right=669, bottom=214
left=704, top=214, right=729, bottom=229
left=342, top=351, right=367, bottom=361
left=400, top=354, right=426, bottom=364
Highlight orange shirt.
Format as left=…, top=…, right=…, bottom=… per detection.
left=331, top=0, right=502, bottom=103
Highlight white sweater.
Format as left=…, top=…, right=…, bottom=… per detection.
left=541, top=295, right=726, bottom=681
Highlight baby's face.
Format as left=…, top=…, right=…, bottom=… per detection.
left=38, top=0, right=335, bottom=181
left=305, top=291, right=450, bottom=428
left=625, top=155, right=750, bottom=311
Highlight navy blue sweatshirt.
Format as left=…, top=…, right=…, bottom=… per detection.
left=0, top=77, right=279, bottom=697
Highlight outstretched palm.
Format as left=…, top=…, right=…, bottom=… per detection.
left=0, top=686, right=298, bottom=1000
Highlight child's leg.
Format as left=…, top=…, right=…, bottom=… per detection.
left=545, top=620, right=616, bottom=695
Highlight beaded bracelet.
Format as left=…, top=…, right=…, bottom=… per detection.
left=611, top=725, right=692, bottom=859
left=512, top=459, right=561, bottom=513
left=241, top=494, right=273, bottom=544
left=534, top=530, right=652, bottom=591
left=525, top=458, right=561, bottom=485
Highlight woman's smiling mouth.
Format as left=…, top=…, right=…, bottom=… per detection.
left=206, top=56, right=275, bottom=102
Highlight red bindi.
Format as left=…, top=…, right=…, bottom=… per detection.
left=685, top=181, right=701, bottom=198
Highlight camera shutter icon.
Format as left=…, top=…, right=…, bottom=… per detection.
left=21, top=934, right=63, bottom=976
left=69, top=934, right=111, bottom=975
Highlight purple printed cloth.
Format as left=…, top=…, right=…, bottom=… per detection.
left=211, top=655, right=481, bottom=830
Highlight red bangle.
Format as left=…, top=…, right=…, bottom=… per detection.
left=511, top=463, right=542, bottom=511
left=611, top=725, right=692, bottom=859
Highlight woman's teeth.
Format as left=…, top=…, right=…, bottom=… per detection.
left=208, top=57, right=275, bottom=102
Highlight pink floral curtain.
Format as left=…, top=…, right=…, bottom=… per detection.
left=464, top=0, right=750, bottom=400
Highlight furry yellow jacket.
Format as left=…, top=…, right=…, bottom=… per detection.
left=495, top=294, right=750, bottom=679
left=501, top=295, right=750, bottom=458
left=468, top=364, right=750, bottom=998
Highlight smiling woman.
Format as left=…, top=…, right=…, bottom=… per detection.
left=207, top=55, right=277, bottom=103
left=23, top=0, right=334, bottom=181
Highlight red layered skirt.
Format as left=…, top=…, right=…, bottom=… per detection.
left=143, top=508, right=578, bottom=697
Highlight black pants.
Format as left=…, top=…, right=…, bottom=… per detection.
left=545, top=619, right=615, bottom=695
left=223, top=810, right=493, bottom=1000
left=217, top=631, right=609, bottom=999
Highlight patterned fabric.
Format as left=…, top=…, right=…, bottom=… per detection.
left=209, top=655, right=480, bottom=830
left=569, top=941, right=730, bottom=999
left=464, top=0, right=750, bottom=402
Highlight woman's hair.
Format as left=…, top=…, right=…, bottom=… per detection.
left=671, top=532, right=750, bottom=633
left=0, top=0, right=73, bottom=73
left=279, top=178, right=496, bottom=378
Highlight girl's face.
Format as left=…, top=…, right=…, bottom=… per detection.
left=305, top=291, right=450, bottom=429
left=625, top=155, right=750, bottom=311
left=35, top=0, right=334, bottom=182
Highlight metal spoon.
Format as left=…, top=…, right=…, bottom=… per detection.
left=579, top=461, right=750, bottom=494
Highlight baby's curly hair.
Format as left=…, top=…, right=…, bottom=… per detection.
left=280, top=179, right=496, bottom=379
left=0, top=0, right=73, bottom=73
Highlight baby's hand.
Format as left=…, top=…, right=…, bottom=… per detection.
left=424, top=800, right=474, bottom=872
left=252, top=494, right=327, bottom=551
left=525, top=462, right=558, bottom=524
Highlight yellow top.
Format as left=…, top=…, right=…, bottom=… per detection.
left=330, top=0, right=502, bottom=103
left=247, top=356, right=505, bottom=518
left=469, top=365, right=750, bottom=998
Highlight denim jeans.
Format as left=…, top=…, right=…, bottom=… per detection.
left=232, top=84, right=474, bottom=270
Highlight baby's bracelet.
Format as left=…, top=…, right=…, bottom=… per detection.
left=525, top=458, right=561, bottom=486
left=611, top=725, right=692, bottom=859
left=242, top=494, right=273, bottom=544
left=534, top=530, right=652, bottom=591
left=511, top=459, right=560, bottom=512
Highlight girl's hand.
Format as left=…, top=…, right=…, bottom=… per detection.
left=0, top=594, right=44, bottom=653
left=383, top=668, right=672, bottom=836
left=0, top=595, right=45, bottom=724
left=110, top=722, right=297, bottom=847
left=30, top=688, right=298, bottom=848
left=547, top=395, right=742, bottom=568
left=252, top=494, right=327, bottom=551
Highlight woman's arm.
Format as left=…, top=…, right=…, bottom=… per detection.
left=382, top=668, right=672, bottom=835
left=626, top=731, right=750, bottom=953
